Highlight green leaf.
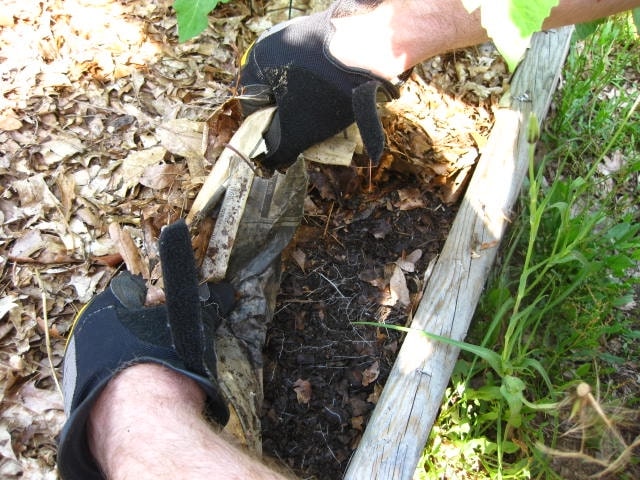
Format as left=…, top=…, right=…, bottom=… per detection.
left=478, top=0, right=559, bottom=71
left=500, top=375, right=525, bottom=426
left=574, top=20, right=604, bottom=40
left=633, top=8, right=640, bottom=34
left=173, top=0, right=230, bottom=42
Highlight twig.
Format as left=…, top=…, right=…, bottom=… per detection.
left=323, top=201, right=334, bottom=238
left=35, top=270, right=63, bottom=398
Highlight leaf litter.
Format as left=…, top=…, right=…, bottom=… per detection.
left=0, top=0, right=516, bottom=478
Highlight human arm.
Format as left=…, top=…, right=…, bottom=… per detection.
left=329, top=0, right=640, bottom=79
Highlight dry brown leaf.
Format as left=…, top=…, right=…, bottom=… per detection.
left=396, top=249, right=423, bottom=272
left=361, top=360, right=380, bottom=387
left=40, top=137, right=85, bottom=165
left=139, top=163, right=184, bottom=190
left=293, top=378, right=312, bottom=405
left=292, top=249, right=306, bottom=272
left=367, top=383, right=383, bottom=404
left=0, top=110, right=22, bottom=130
left=395, top=187, right=426, bottom=211
left=15, top=380, right=64, bottom=413
left=108, top=223, right=148, bottom=278
left=13, top=174, right=60, bottom=215
left=388, top=264, right=410, bottom=307
left=157, top=119, right=205, bottom=177
left=0, top=296, right=19, bottom=322
left=69, top=271, right=106, bottom=304
left=117, top=146, right=167, bottom=195
left=55, top=172, right=76, bottom=221
left=206, top=99, right=242, bottom=159
left=351, top=415, right=364, bottom=431
left=9, top=230, right=45, bottom=259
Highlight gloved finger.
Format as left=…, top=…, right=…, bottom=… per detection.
left=352, top=79, right=393, bottom=165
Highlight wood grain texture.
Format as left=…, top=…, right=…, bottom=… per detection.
left=344, top=27, right=573, bottom=480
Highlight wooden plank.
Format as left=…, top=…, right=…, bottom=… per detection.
left=186, top=107, right=276, bottom=281
left=344, top=27, right=573, bottom=480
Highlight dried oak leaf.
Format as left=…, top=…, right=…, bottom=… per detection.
left=388, top=264, right=410, bottom=307
left=293, top=378, right=312, bottom=405
left=139, top=163, right=184, bottom=190
left=361, top=360, right=380, bottom=387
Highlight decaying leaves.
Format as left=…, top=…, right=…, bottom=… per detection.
left=361, top=361, right=380, bottom=387
left=293, top=378, right=312, bottom=405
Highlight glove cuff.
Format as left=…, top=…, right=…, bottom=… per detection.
left=58, top=359, right=226, bottom=479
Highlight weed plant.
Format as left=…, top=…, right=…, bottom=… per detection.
left=415, top=14, right=640, bottom=480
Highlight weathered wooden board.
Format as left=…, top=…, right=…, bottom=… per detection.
left=344, top=27, right=574, bottom=480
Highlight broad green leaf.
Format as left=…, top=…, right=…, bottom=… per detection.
left=500, top=375, right=524, bottom=426
left=478, top=0, right=559, bottom=71
left=633, top=8, right=640, bottom=33
left=173, top=0, right=230, bottom=42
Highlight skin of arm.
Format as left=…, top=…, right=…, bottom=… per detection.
left=329, top=0, right=640, bottom=79
left=88, top=363, right=292, bottom=480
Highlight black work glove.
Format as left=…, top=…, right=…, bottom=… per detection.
left=238, top=2, right=405, bottom=175
left=57, top=220, right=235, bottom=480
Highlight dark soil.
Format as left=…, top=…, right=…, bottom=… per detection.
left=261, top=165, right=458, bottom=479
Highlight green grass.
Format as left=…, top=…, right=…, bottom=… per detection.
left=415, top=14, right=640, bottom=480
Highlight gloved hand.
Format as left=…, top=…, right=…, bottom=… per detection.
left=238, top=1, right=406, bottom=175
left=57, top=220, right=235, bottom=480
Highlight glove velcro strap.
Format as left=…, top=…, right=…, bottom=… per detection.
left=159, top=219, right=206, bottom=377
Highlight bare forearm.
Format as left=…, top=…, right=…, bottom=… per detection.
left=544, top=0, right=640, bottom=29
left=89, top=364, right=291, bottom=480
left=330, top=0, right=640, bottom=78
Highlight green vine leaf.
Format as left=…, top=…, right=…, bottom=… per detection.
left=173, top=0, right=230, bottom=42
left=463, top=0, right=559, bottom=71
